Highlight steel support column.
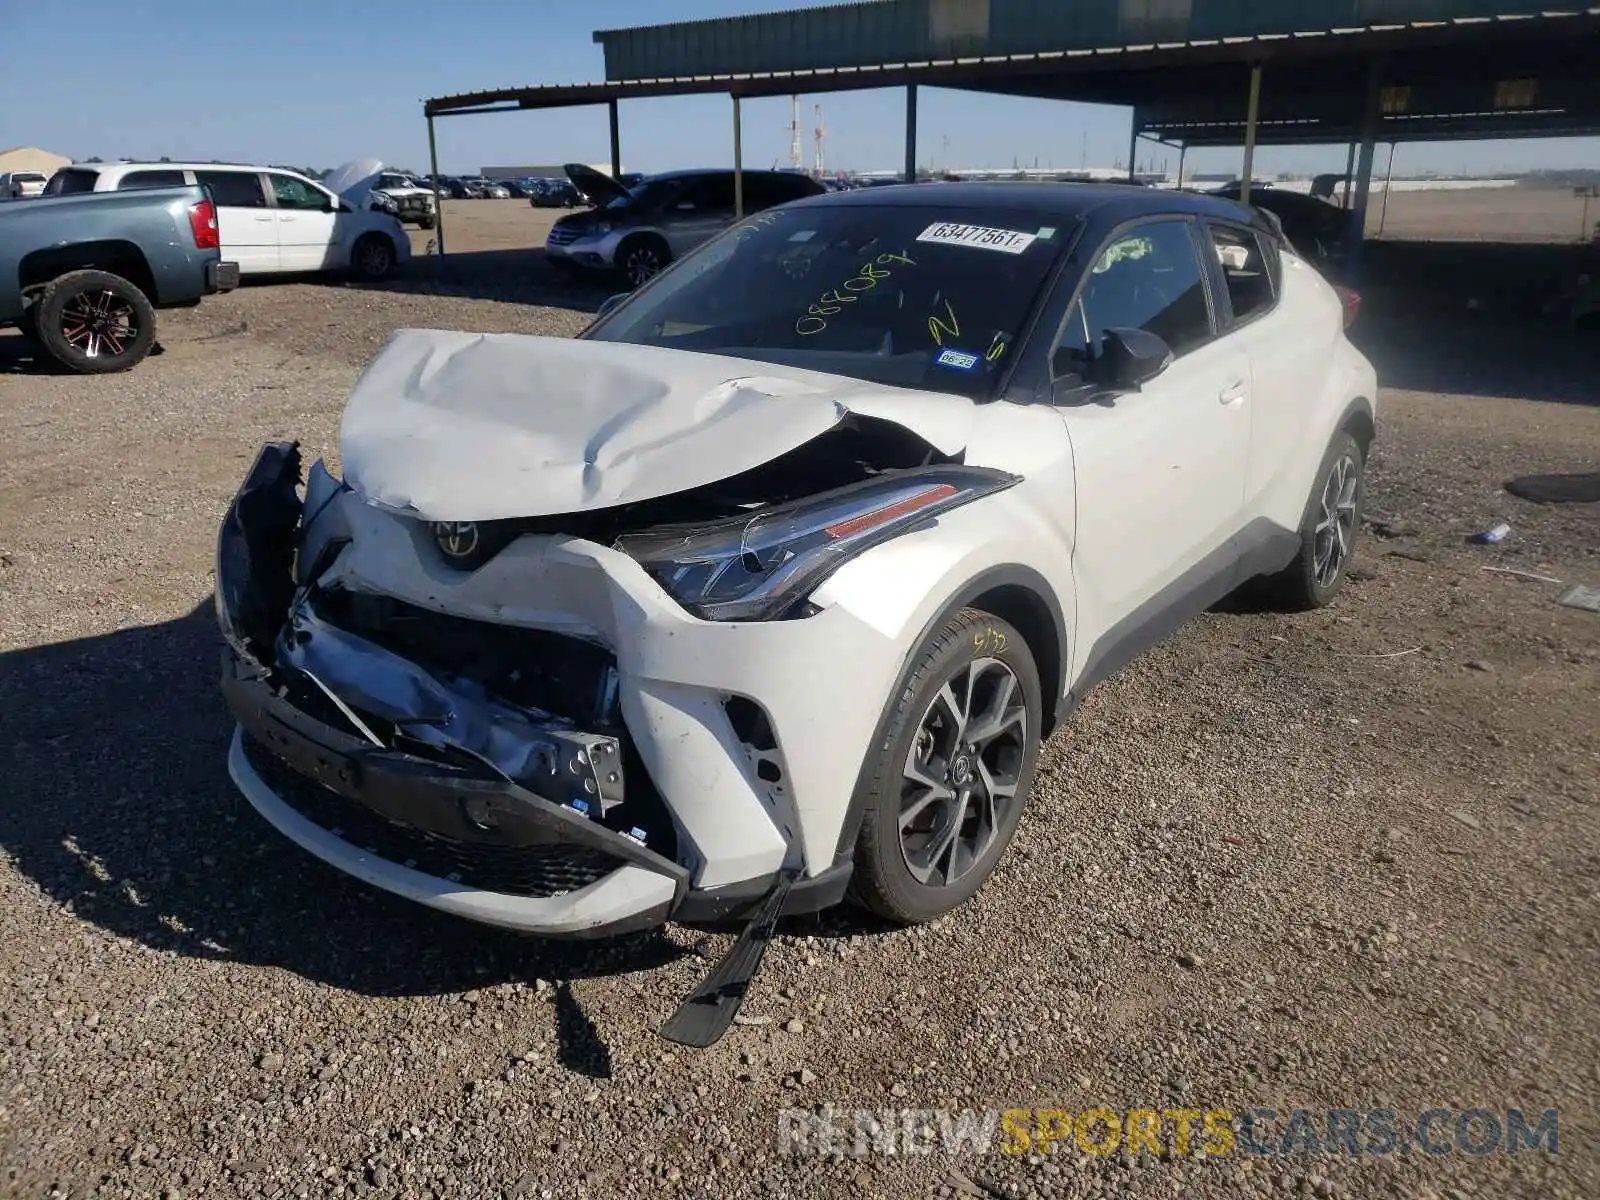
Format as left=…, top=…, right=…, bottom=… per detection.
left=426, top=114, right=445, bottom=256
left=905, top=85, right=918, bottom=182
left=733, top=94, right=744, bottom=218
left=1176, top=141, right=1187, bottom=190
left=608, top=99, right=621, bottom=179
left=1341, top=139, right=1357, bottom=209
left=1348, top=59, right=1384, bottom=279
left=1239, top=64, right=1263, bottom=195
left=1127, top=121, right=1139, bottom=182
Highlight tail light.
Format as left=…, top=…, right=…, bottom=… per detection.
left=1333, top=285, right=1361, bottom=329
left=188, top=197, right=220, bottom=250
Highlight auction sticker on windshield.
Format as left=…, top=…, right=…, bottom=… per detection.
left=917, top=222, right=1037, bottom=255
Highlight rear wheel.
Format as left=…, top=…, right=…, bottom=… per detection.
left=849, top=609, right=1042, bottom=924
left=35, top=270, right=156, bottom=374
left=1265, top=431, right=1365, bottom=610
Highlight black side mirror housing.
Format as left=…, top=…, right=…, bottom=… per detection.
left=597, top=293, right=628, bottom=317
left=1097, top=326, right=1174, bottom=392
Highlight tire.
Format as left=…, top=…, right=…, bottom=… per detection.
left=350, top=234, right=397, bottom=282
left=35, top=269, right=156, bottom=375
left=417, top=217, right=435, bottom=231
left=848, top=608, right=1043, bottom=925
left=617, top=235, right=670, bottom=290
left=1264, top=430, right=1365, bottom=610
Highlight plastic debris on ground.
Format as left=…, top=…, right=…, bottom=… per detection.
left=1556, top=584, right=1600, bottom=614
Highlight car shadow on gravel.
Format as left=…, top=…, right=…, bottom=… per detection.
left=1353, top=240, right=1600, bottom=406
left=0, top=329, right=51, bottom=374
left=327, top=248, right=617, bottom=316
left=0, top=602, right=682, bottom=1074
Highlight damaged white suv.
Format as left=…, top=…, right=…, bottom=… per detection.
left=217, top=185, right=1374, bottom=1040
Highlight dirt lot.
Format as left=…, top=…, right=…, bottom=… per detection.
left=1, top=193, right=1597, bottom=1200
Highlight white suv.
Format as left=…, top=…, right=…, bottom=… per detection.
left=216, top=185, right=1375, bottom=1042
left=43, top=162, right=411, bottom=280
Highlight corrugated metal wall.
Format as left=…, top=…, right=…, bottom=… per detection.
left=595, top=0, right=1560, bottom=80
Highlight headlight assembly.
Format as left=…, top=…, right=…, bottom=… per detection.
left=615, top=466, right=1018, bottom=622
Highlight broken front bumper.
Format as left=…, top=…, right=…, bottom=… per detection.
left=215, top=443, right=854, bottom=937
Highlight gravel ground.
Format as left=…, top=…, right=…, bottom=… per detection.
left=1, top=203, right=1597, bottom=1200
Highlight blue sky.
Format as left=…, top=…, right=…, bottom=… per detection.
left=10, top=0, right=1597, bottom=177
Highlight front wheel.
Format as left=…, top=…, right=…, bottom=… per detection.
left=1265, top=431, right=1365, bottom=610
left=617, top=236, right=669, bottom=289
left=35, top=269, right=156, bottom=374
left=849, top=608, right=1042, bottom=924
left=350, top=234, right=397, bottom=282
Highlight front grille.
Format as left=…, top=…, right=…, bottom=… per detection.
left=243, top=736, right=622, bottom=898
left=311, top=589, right=619, bottom=728
left=547, top=227, right=580, bottom=246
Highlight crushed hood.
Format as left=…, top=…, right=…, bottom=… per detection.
left=339, top=329, right=978, bottom=522
left=323, top=158, right=384, bottom=205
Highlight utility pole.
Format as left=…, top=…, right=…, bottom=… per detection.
left=814, top=104, right=826, bottom=177
left=789, top=95, right=803, bottom=172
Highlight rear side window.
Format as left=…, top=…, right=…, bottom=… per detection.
left=43, top=169, right=100, bottom=195
left=1208, top=224, right=1276, bottom=323
left=117, top=169, right=187, bottom=190
left=197, top=170, right=267, bottom=208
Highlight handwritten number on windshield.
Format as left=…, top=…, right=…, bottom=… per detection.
left=796, top=251, right=916, bottom=337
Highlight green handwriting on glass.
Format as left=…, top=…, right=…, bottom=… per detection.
left=795, top=250, right=916, bottom=337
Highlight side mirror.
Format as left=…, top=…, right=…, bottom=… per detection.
left=1097, top=327, right=1173, bottom=392
left=597, top=293, right=628, bottom=317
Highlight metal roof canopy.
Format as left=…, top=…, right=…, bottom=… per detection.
left=426, top=10, right=1600, bottom=130
left=419, top=8, right=1600, bottom=264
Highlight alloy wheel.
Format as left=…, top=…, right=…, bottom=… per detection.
left=59, top=289, right=139, bottom=360
left=1314, top=453, right=1359, bottom=588
left=625, top=247, right=662, bottom=288
left=898, top=658, right=1028, bottom=887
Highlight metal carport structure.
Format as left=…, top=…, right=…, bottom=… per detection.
left=421, top=2, right=1600, bottom=271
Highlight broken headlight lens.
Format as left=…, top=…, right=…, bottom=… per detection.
left=616, top=466, right=1018, bottom=622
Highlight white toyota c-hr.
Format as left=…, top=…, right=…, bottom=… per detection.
left=217, top=184, right=1375, bottom=1041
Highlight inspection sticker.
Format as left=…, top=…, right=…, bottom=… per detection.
left=936, top=348, right=982, bottom=371
left=917, top=222, right=1037, bottom=255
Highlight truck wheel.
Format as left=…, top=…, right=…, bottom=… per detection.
left=36, top=270, right=156, bottom=374
left=351, top=234, right=397, bottom=281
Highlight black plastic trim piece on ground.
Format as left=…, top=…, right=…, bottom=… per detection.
left=660, top=869, right=797, bottom=1048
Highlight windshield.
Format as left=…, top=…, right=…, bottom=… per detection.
left=585, top=203, right=1073, bottom=398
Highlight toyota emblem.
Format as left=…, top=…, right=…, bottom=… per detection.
left=432, top=521, right=480, bottom=561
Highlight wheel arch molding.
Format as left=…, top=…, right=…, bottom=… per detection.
left=829, top=562, right=1068, bottom=864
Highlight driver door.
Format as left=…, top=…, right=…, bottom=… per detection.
left=267, top=172, right=340, bottom=271
left=1052, top=217, right=1251, bottom=666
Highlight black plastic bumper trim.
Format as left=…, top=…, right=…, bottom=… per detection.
left=223, top=651, right=691, bottom=903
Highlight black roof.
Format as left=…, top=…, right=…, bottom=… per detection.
left=789, top=180, right=1258, bottom=227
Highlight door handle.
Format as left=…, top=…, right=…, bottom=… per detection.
left=1219, top=380, right=1248, bottom=406
left=253, top=216, right=273, bottom=223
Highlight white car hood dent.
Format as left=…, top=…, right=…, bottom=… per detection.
left=324, top=157, right=384, bottom=205
left=339, top=329, right=977, bottom=522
